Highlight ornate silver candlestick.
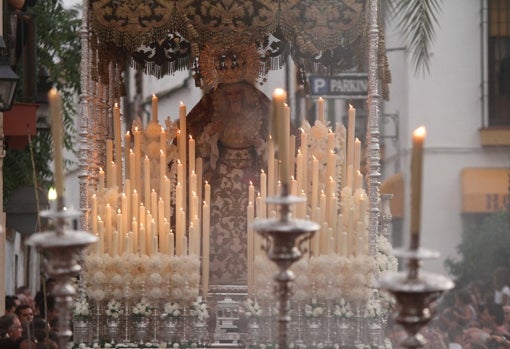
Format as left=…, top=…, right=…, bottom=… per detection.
left=378, top=247, right=454, bottom=348
left=253, top=184, right=319, bottom=349
left=27, top=197, right=97, bottom=349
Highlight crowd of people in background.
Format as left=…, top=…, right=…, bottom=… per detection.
left=386, top=266, right=510, bottom=349
left=2, top=267, right=510, bottom=349
left=0, top=278, right=58, bottom=349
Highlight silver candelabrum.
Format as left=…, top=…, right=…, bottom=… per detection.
left=27, top=196, right=97, bottom=349
left=378, top=246, right=454, bottom=348
left=253, top=183, right=319, bottom=349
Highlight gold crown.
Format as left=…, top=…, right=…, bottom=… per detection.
left=199, top=42, right=262, bottom=89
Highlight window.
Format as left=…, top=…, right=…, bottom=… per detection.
left=488, top=0, right=510, bottom=127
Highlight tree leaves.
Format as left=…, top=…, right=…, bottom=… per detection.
left=385, top=0, right=443, bottom=76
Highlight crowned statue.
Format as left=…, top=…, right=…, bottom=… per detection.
left=186, top=43, right=271, bottom=285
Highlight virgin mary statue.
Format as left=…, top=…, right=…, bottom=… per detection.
left=186, top=44, right=271, bottom=286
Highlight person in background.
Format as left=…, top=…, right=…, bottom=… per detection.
left=15, top=287, right=35, bottom=311
left=34, top=278, right=56, bottom=318
left=448, top=322, right=465, bottom=349
left=33, top=318, right=58, bottom=349
left=5, top=296, right=19, bottom=315
left=493, top=268, right=510, bottom=306
left=15, top=304, right=35, bottom=342
left=452, top=288, right=478, bottom=327
left=0, top=313, right=37, bottom=349
left=497, top=305, right=510, bottom=338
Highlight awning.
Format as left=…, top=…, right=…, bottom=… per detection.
left=461, top=168, right=509, bottom=213
left=381, top=172, right=404, bottom=218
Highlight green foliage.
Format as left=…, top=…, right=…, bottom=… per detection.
left=385, top=0, right=443, bottom=76
left=445, top=210, right=510, bottom=288
left=3, top=0, right=81, bottom=203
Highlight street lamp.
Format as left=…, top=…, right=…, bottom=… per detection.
left=0, top=35, right=18, bottom=112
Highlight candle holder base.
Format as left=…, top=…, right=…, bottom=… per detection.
left=378, top=247, right=454, bottom=349
left=27, top=204, right=97, bottom=349
left=253, top=190, right=319, bottom=349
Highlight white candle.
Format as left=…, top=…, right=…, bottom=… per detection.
left=127, top=231, right=134, bottom=255
left=105, top=204, right=112, bottom=254
left=328, top=130, right=335, bottom=151
left=354, top=138, right=361, bottom=175
left=168, top=229, right=174, bottom=256
left=311, top=156, right=319, bottom=212
left=260, top=170, right=267, bottom=218
left=289, top=134, right=296, bottom=181
left=146, top=212, right=153, bottom=256
left=129, top=150, right=135, bottom=183
left=176, top=209, right=185, bottom=255
left=106, top=140, right=113, bottom=187
left=272, top=89, right=289, bottom=186
left=204, top=181, right=211, bottom=207
left=112, top=230, right=119, bottom=256
left=158, top=197, right=165, bottom=241
left=144, top=156, right=151, bottom=205
left=98, top=167, right=105, bottom=192
left=179, top=103, right=187, bottom=208
left=177, top=161, right=184, bottom=209
left=152, top=94, right=158, bottom=122
left=160, top=150, right=167, bottom=193
left=124, top=131, right=131, bottom=178
left=110, top=161, right=117, bottom=189
left=139, top=204, right=146, bottom=230
left=295, top=151, right=303, bottom=194
left=410, top=126, right=426, bottom=250
left=134, top=127, right=142, bottom=194
left=151, top=190, right=158, bottom=223
left=132, top=217, right=138, bottom=253
left=125, top=179, right=131, bottom=221
left=247, top=201, right=255, bottom=296
left=152, top=220, right=158, bottom=254
left=189, top=136, right=196, bottom=175
left=98, top=218, right=104, bottom=254
left=114, top=103, right=122, bottom=186
left=300, top=129, right=308, bottom=197
left=49, top=88, right=64, bottom=199
left=160, top=127, right=167, bottom=155
left=116, top=210, right=123, bottom=248
left=131, top=190, right=139, bottom=224
left=267, top=138, right=275, bottom=198
left=318, top=97, right=324, bottom=123
left=164, top=177, right=171, bottom=223
left=202, top=200, right=210, bottom=299
left=346, top=105, right=356, bottom=189
left=139, top=224, right=146, bottom=255
left=188, top=223, right=195, bottom=255
left=249, top=181, right=255, bottom=207
left=336, top=213, right=343, bottom=254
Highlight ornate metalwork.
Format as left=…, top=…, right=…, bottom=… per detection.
left=131, top=32, right=192, bottom=77
left=378, top=248, right=454, bottom=348
left=253, top=184, right=319, bottom=349
left=26, top=199, right=97, bottom=349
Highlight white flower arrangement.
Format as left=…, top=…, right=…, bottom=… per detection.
left=333, top=298, right=353, bottom=319
left=304, top=298, right=324, bottom=317
left=243, top=298, right=262, bottom=318
left=190, top=296, right=209, bottom=321
left=73, top=297, right=91, bottom=321
left=105, top=299, right=123, bottom=319
left=161, top=302, right=181, bottom=319
left=364, top=298, right=383, bottom=319
left=132, top=297, right=152, bottom=320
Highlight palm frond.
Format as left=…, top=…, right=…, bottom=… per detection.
left=386, top=0, right=443, bottom=76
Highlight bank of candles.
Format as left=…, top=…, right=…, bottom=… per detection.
left=245, top=91, right=369, bottom=295
left=91, top=90, right=370, bottom=298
